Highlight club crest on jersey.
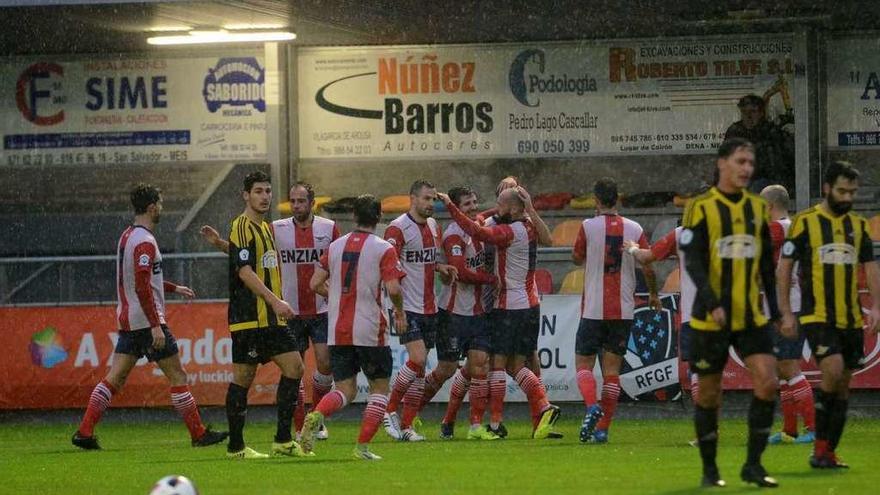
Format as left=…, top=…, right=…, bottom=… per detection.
left=138, top=254, right=151, bottom=267
left=280, top=248, right=324, bottom=264
left=819, top=243, right=856, bottom=265
left=782, top=240, right=796, bottom=257
left=239, top=250, right=250, bottom=261
left=404, top=248, right=436, bottom=264
left=261, top=250, right=278, bottom=269
left=715, top=234, right=756, bottom=259
left=620, top=297, right=680, bottom=400
left=451, top=245, right=463, bottom=257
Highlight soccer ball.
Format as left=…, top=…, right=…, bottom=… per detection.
left=149, top=475, right=198, bottom=495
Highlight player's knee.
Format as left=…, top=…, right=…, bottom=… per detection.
left=316, top=360, right=332, bottom=376
left=284, top=360, right=304, bottom=379
left=408, top=353, right=427, bottom=369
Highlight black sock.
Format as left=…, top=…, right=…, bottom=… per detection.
left=828, top=397, right=849, bottom=451
left=694, top=405, right=719, bottom=474
left=746, top=397, right=775, bottom=466
left=814, top=389, right=834, bottom=443
left=226, top=383, right=249, bottom=452
left=275, top=376, right=300, bottom=443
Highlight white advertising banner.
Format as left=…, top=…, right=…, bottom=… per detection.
left=826, top=37, right=880, bottom=148
left=1, top=54, right=268, bottom=166
left=355, top=294, right=681, bottom=403
left=299, top=36, right=799, bottom=160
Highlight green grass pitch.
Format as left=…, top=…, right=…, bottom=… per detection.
left=3, top=417, right=879, bottom=494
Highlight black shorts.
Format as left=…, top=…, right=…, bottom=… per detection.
left=575, top=319, right=631, bottom=356
left=435, top=310, right=462, bottom=362
left=288, top=314, right=329, bottom=352
left=680, top=322, right=694, bottom=362
left=231, top=326, right=299, bottom=365
left=490, top=307, right=540, bottom=357
left=399, top=311, right=438, bottom=348
left=330, top=345, right=393, bottom=382
left=689, top=325, right=774, bottom=375
left=453, top=313, right=491, bottom=355
left=114, top=325, right=178, bottom=362
left=773, top=319, right=806, bottom=361
left=803, top=323, right=865, bottom=370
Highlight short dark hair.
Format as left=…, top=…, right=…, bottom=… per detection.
left=243, top=170, right=271, bottom=192
left=717, top=138, right=754, bottom=159
left=409, top=179, right=434, bottom=196
left=593, top=177, right=618, bottom=207
left=291, top=181, right=315, bottom=202
left=737, top=94, right=765, bottom=110
left=448, top=186, right=475, bottom=207
left=823, top=160, right=860, bottom=187
left=130, top=183, right=161, bottom=214
left=354, top=194, right=381, bottom=227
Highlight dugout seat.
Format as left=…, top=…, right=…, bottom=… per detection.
left=535, top=268, right=553, bottom=295
left=558, top=269, right=583, bottom=294
left=551, top=220, right=582, bottom=247
left=382, top=195, right=410, bottom=213
left=869, top=214, right=880, bottom=241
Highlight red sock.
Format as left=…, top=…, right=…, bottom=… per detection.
left=468, top=373, right=488, bottom=426
left=443, top=368, right=470, bottom=424
left=316, top=389, right=347, bottom=418
left=358, top=394, right=388, bottom=444
left=419, top=370, right=445, bottom=410
left=170, top=385, right=207, bottom=440
left=596, top=376, right=620, bottom=430
left=515, top=367, right=549, bottom=427
left=400, top=373, right=425, bottom=429
left=780, top=381, right=797, bottom=435
left=312, top=371, right=333, bottom=410
left=78, top=380, right=115, bottom=437
left=814, top=439, right=829, bottom=457
left=790, top=374, right=815, bottom=432
left=293, top=382, right=306, bottom=432
left=690, top=373, right=700, bottom=403
left=388, top=360, right=421, bottom=413
left=576, top=367, right=597, bottom=407
left=489, top=368, right=506, bottom=426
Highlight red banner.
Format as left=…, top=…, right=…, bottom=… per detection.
left=0, top=302, right=317, bottom=410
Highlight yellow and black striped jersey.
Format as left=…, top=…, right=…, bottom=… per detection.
left=228, top=214, right=284, bottom=331
left=680, top=187, right=778, bottom=331
left=782, top=205, right=874, bottom=329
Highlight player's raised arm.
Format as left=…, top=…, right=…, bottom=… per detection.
left=518, top=187, right=552, bottom=246
left=438, top=192, right=513, bottom=246
left=200, top=225, right=230, bottom=253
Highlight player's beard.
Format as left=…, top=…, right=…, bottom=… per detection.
left=827, top=193, right=853, bottom=215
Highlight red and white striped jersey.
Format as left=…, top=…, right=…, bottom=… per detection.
left=768, top=217, right=801, bottom=313
left=651, top=227, right=696, bottom=323
left=574, top=214, right=648, bottom=320
left=321, top=232, right=405, bottom=346
left=447, top=203, right=538, bottom=310
left=116, top=225, right=167, bottom=331
left=438, top=222, right=496, bottom=316
left=272, top=215, right=340, bottom=317
left=385, top=214, right=441, bottom=315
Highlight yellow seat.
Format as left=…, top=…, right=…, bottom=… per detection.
left=558, top=269, right=584, bottom=294
left=551, top=220, right=583, bottom=247
left=869, top=215, right=880, bottom=241
left=313, top=196, right=332, bottom=213
left=569, top=195, right=596, bottom=210
left=661, top=267, right=680, bottom=293
left=381, top=195, right=410, bottom=213
left=278, top=201, right=292, bottom=216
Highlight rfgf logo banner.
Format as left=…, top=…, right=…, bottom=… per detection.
left=298, top=35, right=801, bottom=160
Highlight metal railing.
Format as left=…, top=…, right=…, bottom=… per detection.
left=2, top=244, right=877, bottom=306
